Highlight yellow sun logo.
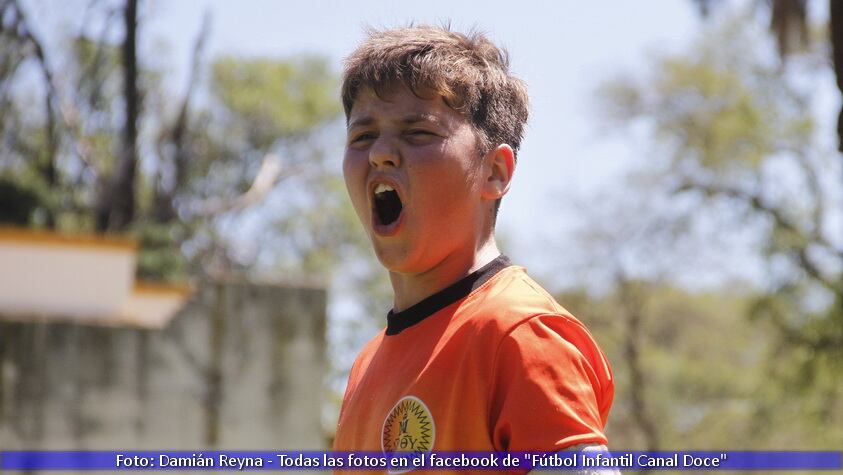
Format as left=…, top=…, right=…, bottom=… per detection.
left=382, top=396, right=435, bottom=473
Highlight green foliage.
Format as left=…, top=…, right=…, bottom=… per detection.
left=0, top=1, right=387, bottom=451
left=598, top=12, right=841, bottom=345
left=577, top=9, right=843, bottom=456
left=212, top=56, right=341, bottom=149
left=561, top=283, right=843, bottom=451
left=0, top=7, right=367, bottom=290
left=72, top=35, right=121, bottom=113
left=599, top=20, right=811, bottom=175
left=133, top=222, right=189, bottom=283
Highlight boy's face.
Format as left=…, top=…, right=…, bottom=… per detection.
left=343, top=84, right=489, bottom=275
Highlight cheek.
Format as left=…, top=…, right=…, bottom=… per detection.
left=412, top=157, right=475, bottom=214
left=343, top=152, right=362, bottom=187
left=342, top=153, right=368, bottom=208
left=430, top=149, right=476, bottom=191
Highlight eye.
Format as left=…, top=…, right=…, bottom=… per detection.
left=404, top=129, right=438, bottom=143
left=407, top=129, right=432, bottom=136
left=349, top=132, right=376, bottom=145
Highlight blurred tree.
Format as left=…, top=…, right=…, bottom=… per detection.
left=690, top=0, right=811, bottom=71
left=599, top=15, right=842, bottom=354
left=561, top=281, right=843, bottom=451
left=692, top=0, right=843, bottom=155
left=0, top=0, right=61, bottom=227
left=0, top=0, right=363, bottom=283
left=0, top=0, right=385, bottom=445
left=584, top=9, right=843, bottom=453
left=559, top=182, right=841, bottom=451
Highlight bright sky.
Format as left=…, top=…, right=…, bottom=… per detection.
left=138, top=0, right=701, bottom=281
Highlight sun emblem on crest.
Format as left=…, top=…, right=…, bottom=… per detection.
left=382, top=396, right=435, bottom=473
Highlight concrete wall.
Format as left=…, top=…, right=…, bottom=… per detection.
left=0, top=281, right=326, bottom=452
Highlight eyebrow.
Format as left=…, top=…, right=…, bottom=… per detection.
left=400, top=113, right=442, bottom=126
left=347, top=117, right=375, bottom=130
left=347, top=113, right=444, bottom=131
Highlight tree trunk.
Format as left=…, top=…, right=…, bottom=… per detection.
left=97, top=0, right=139, bottom=232
left=618, top=278, right=660, bottom=457
left=831, top=0, right=843, bottom=154
left=204, top=282, right=227, bottom=447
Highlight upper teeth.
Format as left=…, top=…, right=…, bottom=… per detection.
left=374, top=184, right=394, bottom=195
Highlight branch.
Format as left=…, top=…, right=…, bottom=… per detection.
left=57, top=102, right=100, bottom=178
left=674, top=180, right=842, bottom=295
left=0, top=0, right=110, bottom=196
left=0, top=2, right=28, bottom=126
left=79, top=6, right=119, bottom=108
left=153, top=10, right=211, bottom=223
left=10, top=0, right=60, bottom=224
left=755, top=291, right=843, bottom=352
left=793, top=151, right=826, bottom=240
left=184, top=152, right=301, bottom=218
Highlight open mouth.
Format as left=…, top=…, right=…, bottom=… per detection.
left=373, top=183, right=403, bottom=227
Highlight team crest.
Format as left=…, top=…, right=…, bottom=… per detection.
left=382, top=396, right=435, bottom=473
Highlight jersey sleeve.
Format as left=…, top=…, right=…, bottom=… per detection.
left=488, top=313, right=614, bottom=452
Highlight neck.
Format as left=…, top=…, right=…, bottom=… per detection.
left=389, top=238, right=502, bottom=313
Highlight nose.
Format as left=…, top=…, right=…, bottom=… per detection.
left=368, top=136, right=401, bottom=169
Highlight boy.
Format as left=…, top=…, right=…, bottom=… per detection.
left=334, top=26, right=615, bottom=474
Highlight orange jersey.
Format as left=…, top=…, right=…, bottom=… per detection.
left=333, top=256, right=614, bottom=474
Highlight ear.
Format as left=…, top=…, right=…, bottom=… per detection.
left=480, top=144, right=515, bottom=201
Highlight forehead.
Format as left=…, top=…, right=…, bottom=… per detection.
left=347, top=84, right=467, bottom=128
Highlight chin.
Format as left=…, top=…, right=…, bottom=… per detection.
left=372, top=247, right=406, bottom=273
left=371, top=242, right=417, bottom=274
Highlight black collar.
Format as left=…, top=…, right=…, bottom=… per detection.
left=385, top=255, right=512, bottom=336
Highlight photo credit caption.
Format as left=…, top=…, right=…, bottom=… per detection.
left=0, top=450, right=839, bottom=471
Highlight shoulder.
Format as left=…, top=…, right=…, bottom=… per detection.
left=493, top=313, right=614, bottom=414
left=344, top=329, right=386, bottom=390
left=460, top=265, right=585, bottom=340
left=466, top=266, right=614, bottom=424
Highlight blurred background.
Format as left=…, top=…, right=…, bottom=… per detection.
left=0, top=0, right=841, bottom=470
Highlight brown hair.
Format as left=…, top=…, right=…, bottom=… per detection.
left=341, top=25, right=530, bottom=160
